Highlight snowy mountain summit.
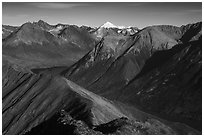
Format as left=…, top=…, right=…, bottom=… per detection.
left=100, top=21, right=117, bottom=28
left=100, top=21, right=126, bottom=29
left=93, top=21, right=138, bottom=38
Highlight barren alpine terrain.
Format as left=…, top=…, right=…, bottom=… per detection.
left=2, top=2, right=202, bottom=135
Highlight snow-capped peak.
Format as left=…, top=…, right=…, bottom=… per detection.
left=100, top=22, right=118, bottom=28
left=100, top=22, right=130, bottom=29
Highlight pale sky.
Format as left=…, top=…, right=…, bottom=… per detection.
left=2, top=2, right=202, bottom=29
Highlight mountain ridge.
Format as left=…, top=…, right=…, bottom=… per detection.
left=63, top=21, right=202, bottom=131
left=2, top=20, right=202, bottom=134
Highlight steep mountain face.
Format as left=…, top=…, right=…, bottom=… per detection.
left=2, top=21, right=202, bottom=135
left=59, top=25, right=96, bottom=49
left=63, top=22, right=202, bottom=131
left=35, top=20, right=54, bottom=31
left=180, top=22, right=202, bottom=42
left=118, top=39, right=202, bottom=130
left=2, top=21, right=97, bottom=69
left=63, top=24, right=183, bottom=87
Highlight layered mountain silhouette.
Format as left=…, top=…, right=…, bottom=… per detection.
left=2, top=20, right=202, bottom=135
left=3, top=20, right=97, bottom=70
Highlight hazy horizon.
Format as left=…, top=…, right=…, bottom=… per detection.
left=3, top=2, right=202, bottom=29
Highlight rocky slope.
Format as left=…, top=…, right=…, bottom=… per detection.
left=63, top=22, right=202, bottom=131
left=2, top=62, right=200, bottom=135
left=3, top=64, right=125, bottom=134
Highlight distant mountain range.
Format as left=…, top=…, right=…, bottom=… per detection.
left=2, top=20, right=139, bottom=70
left=2, top=20, right=202, bottom=135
